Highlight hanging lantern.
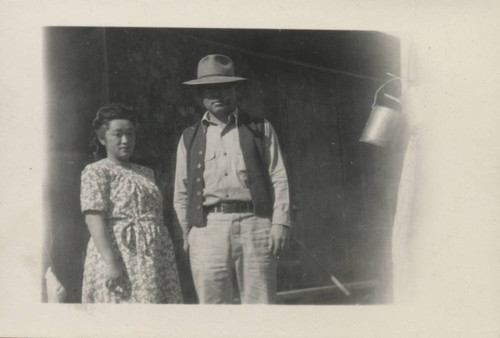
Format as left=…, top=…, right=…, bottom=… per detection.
left=359, top=75, right=403, bottom=149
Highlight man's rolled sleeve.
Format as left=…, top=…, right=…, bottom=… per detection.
left=264, top=121, right=291, bottom=227
left=173, top=136, right=190, bottom=239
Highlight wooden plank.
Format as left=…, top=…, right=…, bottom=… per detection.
left=277, top=280, right=379, bottom=302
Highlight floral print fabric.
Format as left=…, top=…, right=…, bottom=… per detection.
left=80, top=158, right=182, bottom=303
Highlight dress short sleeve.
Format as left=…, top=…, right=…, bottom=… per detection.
left=80, top=163, right=110, bottom=214
left=146, top=167, right=155, bottom=181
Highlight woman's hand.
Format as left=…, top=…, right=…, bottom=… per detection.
left=105, top=263, right=129, bottom=298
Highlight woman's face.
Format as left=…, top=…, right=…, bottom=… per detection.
left=99, top=119, right=136, bottom=164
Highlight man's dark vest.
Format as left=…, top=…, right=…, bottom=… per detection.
left=182, top=111, right=274, bottom=228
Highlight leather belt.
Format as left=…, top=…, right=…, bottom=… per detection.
left=204, top=201, right=254, bottom=214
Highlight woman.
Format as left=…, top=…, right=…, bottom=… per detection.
left=80, top=103, right=182, bottom=303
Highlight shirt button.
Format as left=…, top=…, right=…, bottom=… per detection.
left=223, top=152, right=227, bottom=156
left=196, top=205, right=201, bottom=210
left=196, top=191, right=202, bottom=196
left=197, top=163, right=202, bottom=169
left=199, top=150, right=203, bottom=155
left=225, top=194, right=229, bottom=198
left=224, top=172, right=228, bottom=176
left=196, top=177, right=201, bottom=182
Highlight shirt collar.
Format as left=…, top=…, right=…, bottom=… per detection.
left=201, top=107, right=239, bottom=132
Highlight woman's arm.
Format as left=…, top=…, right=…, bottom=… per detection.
left=85, top=212, right=126, bottom=294
left=85, top=213, right=118, bottom=265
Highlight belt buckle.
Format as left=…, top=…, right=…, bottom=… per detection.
left=220, top=203, right=229, bottom=213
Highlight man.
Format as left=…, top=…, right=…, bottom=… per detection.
left=173, top=54, right=290, bottom=304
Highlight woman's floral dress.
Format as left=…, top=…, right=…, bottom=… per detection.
left=80, top=158, right=182, bottom=303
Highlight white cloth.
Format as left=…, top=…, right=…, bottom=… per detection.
left=45, top=266, right=66, bottom=303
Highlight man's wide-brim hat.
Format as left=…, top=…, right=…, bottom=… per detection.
left=183, top=54, right=247, bottom=85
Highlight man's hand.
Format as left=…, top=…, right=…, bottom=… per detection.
left=268, top=224, right=290, bottom=258
left=182, top=236, right=189, bottom=255
left=174, top=236, right=189, bottom=258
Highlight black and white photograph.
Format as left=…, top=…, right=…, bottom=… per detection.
left=0, top=1, right=499, bottom=337
left=43, top=27, right=403, bottom=305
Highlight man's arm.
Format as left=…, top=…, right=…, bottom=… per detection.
left=264, top=121, right=291, bottom=256
left=173, top=135, right=190, bottom=252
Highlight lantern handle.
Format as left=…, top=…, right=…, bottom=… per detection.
left=384, top=93, right=401, bottom=104
left=371, top=76, right=401, bottom=108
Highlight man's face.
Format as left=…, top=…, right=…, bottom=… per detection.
left=198, top=83, right=237, bottom=116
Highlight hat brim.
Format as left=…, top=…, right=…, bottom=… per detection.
left=183, top=76, right=247, bottom=85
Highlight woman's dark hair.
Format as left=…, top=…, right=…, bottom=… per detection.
left=90, top=103, right=137, bottom=159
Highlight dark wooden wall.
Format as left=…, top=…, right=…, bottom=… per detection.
left=44, top=27, right=403, bottom=303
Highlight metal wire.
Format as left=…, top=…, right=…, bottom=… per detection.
left=291, top=235, right=351, bottom=296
